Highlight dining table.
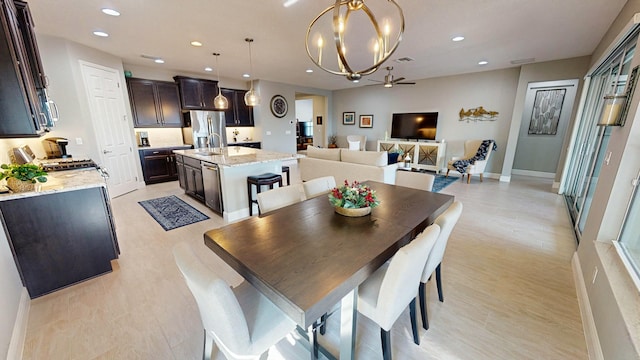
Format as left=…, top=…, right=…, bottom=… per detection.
left=204, top=180, right=454, bottom=359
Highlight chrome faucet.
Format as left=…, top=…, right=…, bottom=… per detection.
left=210, top=132, right=223, bottom=151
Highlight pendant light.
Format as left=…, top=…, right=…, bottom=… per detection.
left=244, top=38, right=260, bottom=106
left=212, top=53, right=229, bottom=110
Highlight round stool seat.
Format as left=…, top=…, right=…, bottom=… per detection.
left=247, top=173, right=283, bottom=216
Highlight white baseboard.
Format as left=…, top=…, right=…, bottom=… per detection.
left=572, top=253, right=604, bottom=360
left=8, top=288, right=29, bottom=360
left=499, top=175, right=511, bottom=182
left=552, top=181, right=560, bottom=190
left=511, top=169, right=556, bottom=178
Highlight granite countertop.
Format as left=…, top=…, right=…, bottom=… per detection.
left=0, top=168, right=107, bottom=201
left=174, top=146, right=301, bottom=167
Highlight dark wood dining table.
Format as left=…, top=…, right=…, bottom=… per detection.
left=204, top=181, right=454, bottom=359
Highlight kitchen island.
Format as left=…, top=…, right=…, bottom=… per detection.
left=0, top=169, right=119, bottom=298
left=173, top=146, right=299, bottom=222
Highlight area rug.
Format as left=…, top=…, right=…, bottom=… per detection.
left=432, top=174, right=459, bottom=192
left=138, top=195, right=209, bottom=231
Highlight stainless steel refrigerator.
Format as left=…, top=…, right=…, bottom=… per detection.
left=181, top=110, right=227, bottom=148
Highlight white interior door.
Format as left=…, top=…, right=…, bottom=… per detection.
left=80, top=61, right=137, bottom=197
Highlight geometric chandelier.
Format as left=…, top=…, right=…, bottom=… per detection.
left=305, top=0, right=405, bottom=82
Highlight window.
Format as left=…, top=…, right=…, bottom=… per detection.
left=615, top=169, right=640, bottom=290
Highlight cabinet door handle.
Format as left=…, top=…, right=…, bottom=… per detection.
left=152, top=151, right=160, bottom=154
left=166, top=157, right=170, bottom=163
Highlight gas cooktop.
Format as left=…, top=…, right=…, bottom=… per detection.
left=37, top=158, right=97, bottom=172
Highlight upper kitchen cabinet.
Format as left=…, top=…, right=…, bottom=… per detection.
left=127, top=78, right=182, bottom=128
left=0, top=0, right=49, bottom=137
left=222, top=88, right=254, bottom=127
left=174, top=76, right=219, bottom=110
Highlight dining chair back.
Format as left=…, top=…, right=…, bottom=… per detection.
left=303, top=176, right=337, bottom=198
left=256, top=183, right=306, bottom=214
left=357, top=224, right=441, bottom=360
left=172, top=243, right=295, bottom=360
left=395, top=171, right=435, bottom=191
left=419, top=201, right=463, bottom=330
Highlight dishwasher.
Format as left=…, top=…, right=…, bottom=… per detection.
left=201, top=162, right=223, bottom=214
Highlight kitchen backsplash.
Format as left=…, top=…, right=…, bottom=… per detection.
left=226, top=127, right=255, bottom=143
left=136, top=128, right=184, bottom=147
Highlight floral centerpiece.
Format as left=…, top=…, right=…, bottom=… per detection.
left=328, top=180, right=380, bottom=217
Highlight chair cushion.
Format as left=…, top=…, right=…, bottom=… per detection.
left=341, top=149, right=388, bottom=166
left=306, top=145, right=341, bottom=161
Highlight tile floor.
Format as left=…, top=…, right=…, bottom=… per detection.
left=21, top=171, right=587, bottom=359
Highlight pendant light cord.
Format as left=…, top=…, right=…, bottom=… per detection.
left=246, top=38, right=254, bottom=91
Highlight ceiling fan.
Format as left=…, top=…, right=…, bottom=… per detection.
left=367, top=67, right=416, bottom=88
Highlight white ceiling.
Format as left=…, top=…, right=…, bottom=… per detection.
left=28, top=0, right=627, bottom=91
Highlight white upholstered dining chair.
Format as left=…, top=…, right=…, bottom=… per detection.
left=446, top=140, right=495, bottom=183
left=356, top=224, right=441, bottom=360
left=303, top=176, right=336, bottom=198
left=256, top=183, right=306, bottom=214
left=172, top=242, right=296, bottom=360
left=419, top=201, right=463, bottom=330
left=395, top=171, right=435, bottom=191
left=346, top=135, right=366, bottom=151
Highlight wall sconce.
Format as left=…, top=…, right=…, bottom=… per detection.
left=598, top=94, right=627, bottom=126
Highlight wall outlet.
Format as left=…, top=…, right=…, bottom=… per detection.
left=75, top=137, right=83, bottom=145
left=592, top=266, right=598, bottom=284
left=285, top=130, right=291, bottom=135
left=266, top=131, right=272, bottom=135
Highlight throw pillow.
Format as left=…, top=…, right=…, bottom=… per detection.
left=388, top=152, right=400, bottom=164
left=348, top=140, right=360, bottom=150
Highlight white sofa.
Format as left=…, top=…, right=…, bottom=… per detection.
left=299, top=146, right=398, bottom=184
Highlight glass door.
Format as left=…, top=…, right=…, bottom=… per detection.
left=563, top=35, right=637, bottom=239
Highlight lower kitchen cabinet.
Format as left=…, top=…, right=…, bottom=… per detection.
left=139, top=146, right=190, bottom=184
left=180, top=155, right=205, bottom=202
left=0, top=186, right=119, bottom=298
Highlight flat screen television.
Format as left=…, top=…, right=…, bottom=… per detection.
left=390, top=112, right=438, bottom=140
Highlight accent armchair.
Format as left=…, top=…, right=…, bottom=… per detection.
left=346, top=135, right=367, bottom=151
left=446, top=139, right=495, bottom=184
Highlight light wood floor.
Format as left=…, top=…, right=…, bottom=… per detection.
left=21, top=172, right=587, bottom=359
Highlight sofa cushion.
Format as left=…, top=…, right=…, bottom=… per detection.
left=341, top=149, right=388, bottom=166
left=306, top=146, right=341, bottom=161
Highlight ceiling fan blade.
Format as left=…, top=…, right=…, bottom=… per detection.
left=396, top=81, right=416, bottom=85
left=392, top=77, right=406, bottom=83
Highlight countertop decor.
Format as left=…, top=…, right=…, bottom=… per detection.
left=329, top=180, right=379, bottom=217
left=0, top=163, right=48, bottom=192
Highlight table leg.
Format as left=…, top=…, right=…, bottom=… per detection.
left=339, top=288, right=357, bottom=360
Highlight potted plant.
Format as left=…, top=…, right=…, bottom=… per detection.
left=328, top=134, right=338, bottom=148
left=0, top=163, right=48, bottom=192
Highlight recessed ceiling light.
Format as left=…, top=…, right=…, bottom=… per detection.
left=242, top=73, right=250, bottom=78
left=93, top=31, right=109, bottom=37
left=101, top=8, right=120, bottom=16
left=452, top=36, right=465, bottom=42
left=478, top=60, right=489, bottom=65
left=306, top=69, right=313, bottom=73
left=191, top=41, right=203, bottom=47
left=204, top=67, right=213, bottom=72
left=154, top=59, right=165, bottom=64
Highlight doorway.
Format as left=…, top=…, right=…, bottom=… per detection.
left=80, top=61, right=138, bottom=198
left=295, top=93, right=327, bottom=150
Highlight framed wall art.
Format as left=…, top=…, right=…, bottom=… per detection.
left=359, top=114, right=373, bottom=128
left=528, top=89, right=566, bottom=135
left=343, top=112, right=355, bottom=125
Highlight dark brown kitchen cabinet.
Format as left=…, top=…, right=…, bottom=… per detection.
left=139, top=146, right=190, bottom=184
left=127, top=78, right=182, bottom=128
left=174, top=76, right=219, bottom=110
left=0, top=0, right=49, bottom=137
left=0, top=186, right=119, bottom=298
left=175, top=154, right=186, bottom=189
left=222, top=88, right=254, bottom=127
left=178, top=155, right=205, bottom=203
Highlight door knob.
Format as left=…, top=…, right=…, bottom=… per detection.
left=103, top=149, right=112, bottom=154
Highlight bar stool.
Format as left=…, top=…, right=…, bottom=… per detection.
left=247, top=173, right=283, bottom=216
left=282, top=166, right=290, bottom=186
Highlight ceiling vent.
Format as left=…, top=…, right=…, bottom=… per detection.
left=510, top=57, right=536, bottom=65
left=395, top=57, right=415, bottom=63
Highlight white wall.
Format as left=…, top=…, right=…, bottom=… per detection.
left=332, top=68, right=521, bottom=173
